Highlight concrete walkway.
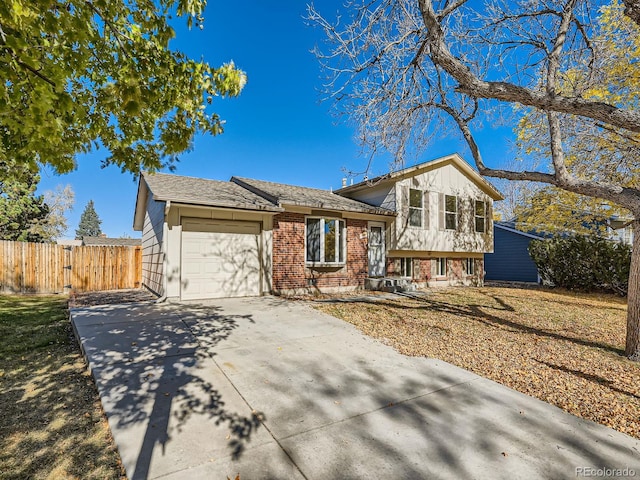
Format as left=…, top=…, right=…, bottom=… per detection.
left=71, top=296, right=640, bottom=480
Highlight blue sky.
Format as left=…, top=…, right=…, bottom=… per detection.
left=37, top=1, right=513, bottom=239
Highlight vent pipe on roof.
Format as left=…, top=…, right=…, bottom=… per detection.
left=350, top=178, right=354, bottom=185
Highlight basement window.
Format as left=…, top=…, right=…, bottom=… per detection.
left=465, top=258, right=476, bottom=276
left=437, top=257, right=447, bottom=277
left=400, top=258, right=413, bottom=278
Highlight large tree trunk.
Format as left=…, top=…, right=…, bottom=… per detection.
left=626, top=219, right=640, bottom=360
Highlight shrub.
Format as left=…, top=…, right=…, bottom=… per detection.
left=529, top=234, right=631, bottom=296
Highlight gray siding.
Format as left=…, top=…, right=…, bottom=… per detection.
left=142, top=197, right=166, bottom=295
left=345, top=184, right=396, bottom=210
left=484, top=227, right=540, bottom=282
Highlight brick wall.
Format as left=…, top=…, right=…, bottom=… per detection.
left=386, top=257, right=432, bottom=283
left=272, top=212, right=306, bottom=291
left=415, top=258, right=432, bottom=283
left=386, top=256, right=484, bottom=286
left=450, top=258, right=463, bottom=281
left=272, top=213, right=369, bottom=292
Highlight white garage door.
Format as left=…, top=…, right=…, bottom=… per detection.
left=181, top=220, right=261, bottom=300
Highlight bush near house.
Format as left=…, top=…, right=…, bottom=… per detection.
left=529, top=235, right=631, bottom=295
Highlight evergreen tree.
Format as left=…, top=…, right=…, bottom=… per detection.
left=75, top=200, right=102, bottom=239
left=0, top=160, right=49, bottom=242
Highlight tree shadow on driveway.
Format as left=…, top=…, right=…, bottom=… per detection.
left=71, top=301, right=265, bottom=480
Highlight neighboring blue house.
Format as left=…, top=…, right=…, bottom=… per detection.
left=484, top=222, right=544, bottom=283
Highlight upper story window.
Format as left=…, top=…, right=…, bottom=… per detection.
left=475, top=200, right=487, bottom=233
left=445, top=195, right=457, bottom=230
left=409, top=189, right=423, bottom=227
left=306, top=218, right=346, bottom=264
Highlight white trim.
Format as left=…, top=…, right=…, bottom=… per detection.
left=305, top=216, right=347, bottom=266
left=436, top=257, right=447, bottom=276
left=464, top=257, right=475, bottom=276
left=399, top=257, right=413, bottom=278
left=408, top=188, right=423, bottom=228
left=335, top=152, right=504, bottom=201
left=444, top=195, right=457, bottom=231
left=368, top=221, right=386, bottom=276
left=474, top=199, right=487, bottom=233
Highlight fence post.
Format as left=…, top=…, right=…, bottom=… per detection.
left=63, top=245, right=73, bottom=293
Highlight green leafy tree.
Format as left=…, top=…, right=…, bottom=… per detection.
left=75, top=200, right=102, bottom=239
left=514, top=187, right=631, bottom=237
left=0, top=0, right=246, bottom=175
left=0, top=160, right=49, bottom=242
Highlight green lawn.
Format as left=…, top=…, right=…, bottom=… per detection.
left=0, top=295, right=124, bottom=480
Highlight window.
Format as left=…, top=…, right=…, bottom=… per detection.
left=445, top=195, right=457, bottom=230
left=399, top=258, right=412, bottom=277
left=409, top=189, right=423, bottom=227
left=464, top=258, right=475, bottom=276
left=306, top=218, right=346, bottom=264
left=436, top=257, right=447, bottom=277
left=475, top=200, right=486, bottom=233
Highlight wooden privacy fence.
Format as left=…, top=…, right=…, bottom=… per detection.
left=0, top=240, right=142, bottom=294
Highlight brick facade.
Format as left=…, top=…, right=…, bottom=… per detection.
left=272, top=212, right=369, bottom=292
left=272, top=213, right=485, bottom=292
left=386, top=257, right=483, bottom=286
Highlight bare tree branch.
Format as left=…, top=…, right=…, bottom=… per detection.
left=622, top=0, right=640, bottom=26
left=418, top=0, right=640, bottom=133
left=309, top=0, right=640, bottom=359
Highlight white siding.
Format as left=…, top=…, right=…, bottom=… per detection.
left=347, top=162, right=495, bottom=255
left=391, top=164, right=494, bottom=253
left=141, top=197, right=166, bottom=295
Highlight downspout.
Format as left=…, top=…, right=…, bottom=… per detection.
left=156, top=200, right=171, bottom=303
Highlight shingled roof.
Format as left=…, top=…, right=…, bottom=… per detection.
left=336, top=153, right=503, bottom=200
left=142, top=172, right=283, bottom=212
left=231, top=177, right=395, bottom=216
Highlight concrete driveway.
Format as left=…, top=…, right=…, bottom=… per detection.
left=71, top=296, right=640, bottom=480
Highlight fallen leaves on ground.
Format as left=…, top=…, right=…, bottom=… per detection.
left=313, top=286, right=640, bottom=439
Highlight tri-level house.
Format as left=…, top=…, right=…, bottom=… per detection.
left=133, top=153, right=503, bottom=300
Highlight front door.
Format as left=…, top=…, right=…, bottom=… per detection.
left=368, top=223, right=386, bottom=277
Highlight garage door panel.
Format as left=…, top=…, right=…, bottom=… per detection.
left=204, top=262, right=222, bottom=274
left=181, top=220, right=261, bottom=300
left=183, top=221, right=260, bottom=235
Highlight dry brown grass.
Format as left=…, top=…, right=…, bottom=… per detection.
left=313, top=286, right=640, bottom=439
left=0, top=295, right=125, bottom=480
